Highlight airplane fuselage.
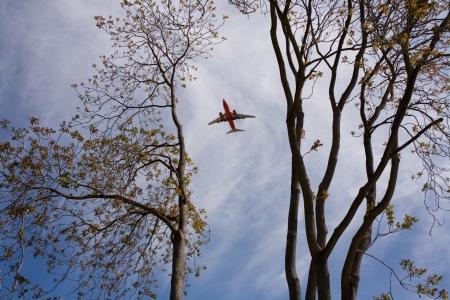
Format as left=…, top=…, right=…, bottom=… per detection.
left=223, top=99, right=236, bottom=131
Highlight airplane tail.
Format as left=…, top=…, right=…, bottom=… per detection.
left=226, top=128, right=245, bottom=134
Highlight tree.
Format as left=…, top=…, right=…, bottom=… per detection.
left=0, top=1, right=224, bottom=299
left=229, top=0, right=450, bottom=299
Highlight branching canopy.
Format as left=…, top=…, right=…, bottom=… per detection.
left=0, top=0, right=224, bottom=299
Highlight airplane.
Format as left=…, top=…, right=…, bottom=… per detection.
left=208, top=99, right=255, bottom=134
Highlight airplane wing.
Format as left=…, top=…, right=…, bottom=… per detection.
left=231, top=113, right=256, bottom=120
left=208, top=115, right=227, bottom=125
left=208, top=113, right=255, bottom=125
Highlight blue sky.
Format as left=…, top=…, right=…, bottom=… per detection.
left=1, top=1, right=449, bottom=299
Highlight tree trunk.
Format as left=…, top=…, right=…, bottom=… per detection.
left=316, top=255, right=331, bottom=300
left=169, top=85, right=189, bottom=300
left=305, top=259, right=317, bottom=300
left=170, top=192, right=188, bottom=300
left=170, top=225, right=186, bottom=300
left=347, top=131, right=376, bottom=299
left=342, top=136, right=400, bottom=299
left=285, top=159, right=301, bottom=300
left=347, top=227, right=372, bottom=300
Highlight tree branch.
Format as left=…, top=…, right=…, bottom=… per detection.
left=392, top=117, right=443, bottom=155
left=46, top=187, right=178, bottom=233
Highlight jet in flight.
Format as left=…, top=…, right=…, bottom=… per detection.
left=208, top=99, right=255, bottom=134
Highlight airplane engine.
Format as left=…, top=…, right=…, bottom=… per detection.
left=219, top=112, right=223, bottom=117
left=233, top=110, right=237, bottom=115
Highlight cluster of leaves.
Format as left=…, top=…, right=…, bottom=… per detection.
left=73, top=0, right=225, bottom=130
left=369, top=205, right=447, bottom=299
left=372, top=258, right=448, bottom=300
left=341, top=2, right=450, bottom=295
left=357, top=0, right=450, bottom=218
left=228, top=0, right=450, bottom=299
left=400, top=259, right=448, bottom=299
left=0, top=0, right=226, bottom=298
left=0, top=117, right=206, bottom=299
left=383, top=204, right=418, bottom=232
left=338, top=1, right=450, bottom=296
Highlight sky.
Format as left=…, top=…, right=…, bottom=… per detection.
left=0, top=1, right=449, bottom=299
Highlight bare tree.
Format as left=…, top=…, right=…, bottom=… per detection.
left=0, top=1, right=224, bottom=299
left=229, top=0, right=450, bottom=299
